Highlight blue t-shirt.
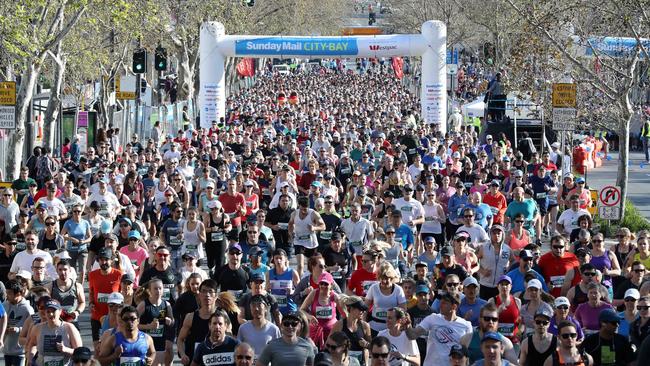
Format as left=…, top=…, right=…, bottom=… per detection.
left=63, top=219, right=91, bottom=252
left=465, top=203, right=493, bottom=230
left=394, top=224, right=415, bottom=250
left=504, top=199, right=538, bottom=236
left=448, top=194, right=469, bottom=222
left=529, top=175, right=554, bottom=206
left=617, top=311, right=638, bottom=338
left=458, top=297, right=488, bottom=327
left=505, top=268, right=548, bottom=294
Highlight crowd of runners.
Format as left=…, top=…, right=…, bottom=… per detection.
left=1, top=63, right=650, bottom=366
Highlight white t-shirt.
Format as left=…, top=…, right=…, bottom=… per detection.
left=365, top=284, right=407, bottom=332
left=10, top=249, right=57, bottom=279
left=377, top=329, right=419, bottom=366
left=456, top=224, right=489, bottom=250
left=90, top=252, right=136, bottom=278
left=557, top=209, right=591, bottom=235
left=37, top=197, right=68, bottom=218
left=417, top=313, right=473, bottom=366
left=393, top=198, right=424, bottom=227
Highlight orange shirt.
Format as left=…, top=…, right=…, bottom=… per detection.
left=483, top=191, right=508, bottom=224
left=88, top=268, right=122, bottom=321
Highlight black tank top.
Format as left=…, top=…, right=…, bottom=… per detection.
left=342, top=318, right=366, bottom=351
left=208, top=213, right=226, bottom=243
left=140, top=298, right=169, bottom=350
left=526, top=334, right=557, bottom=366
left=184, top=310, right=211, bottom=361
left=571, top=284, right=589, bottom=313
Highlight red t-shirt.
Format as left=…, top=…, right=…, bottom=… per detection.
left=483, top=191, right=508, bottom=224
left=219, top=192, right=246, bottom=227
left=88, top=268, right=122, bottom=321
left=537, top=252, right=579, bottom=297
left=347, top=268, right=377, bottom=297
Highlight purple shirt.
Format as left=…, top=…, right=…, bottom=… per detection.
left=574, top=302, right=614, bottom=332
left=549, top=315, right=585, bottom=341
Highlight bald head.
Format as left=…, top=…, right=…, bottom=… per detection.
left=234, top=342, right=255, bottom=366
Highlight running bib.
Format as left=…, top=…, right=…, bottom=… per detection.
left=350, top=241, right=362, bottom=247
left=203, top=352, right=234, bottom=365
left=490, top=207, right=499, bottom=215
left=425, top=216, right=435, bottom=222
left=119, top=356, right=142, bottom=366
left=147, top=324, right=165, bottom=337
left=409, top=148, right=417, bottom=155
left=401, top=206, right=412, bottom=212
left=315, top=305, right=333, bottom=319
left=169, top=237, right=182, bottom=247
left=373, top=307, right=388, bottom=322
left=277, top=222, right=289, bottom=230
left=43, top=356, right=65, bottom=366
left=162, top=285, right=173, bottom=301
left=362, top=280, right=376, bottom=293
left=16, top=241, right=26, bottom=251
left=273, top=294, right=288, bottom=306
left=211, top=232, right=224, bottom=241
left=536, top=192, right=547, bottom=199
left=97, top=293, right=110, bottom=303
left=550, top=275, right=564, bottom=287
left=320, top=231, right=332, bottom=240
left=332, top=270, right=343, bottom=279
left=498, top=323, right=515, bottom=337
left=186, top=244, right=198, bottom=251
left=340, top=168, right=351, bottom=175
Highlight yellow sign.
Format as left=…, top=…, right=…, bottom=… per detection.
left=552, top=83, right=577, bottom=108
left=115, top=75, right=136, bottom=100
left=0, top=82, right=16, bottom=105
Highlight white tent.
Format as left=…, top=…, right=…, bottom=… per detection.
left=462, top=98, right=485, bottom=118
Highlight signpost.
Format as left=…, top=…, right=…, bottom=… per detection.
left=115, top=73, right=136, bottom=100
left=0, top=82, right=16, bottom=129
left=552, top=83, right=577, bottom=132
left=598, top=185, right=622, bottom=220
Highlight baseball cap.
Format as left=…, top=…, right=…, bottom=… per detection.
left=249, top=272, right=266, bottom=282
left=228, top=243, right=243, bottom=253
left=121, top=273, right=135, bottom=284
left=205, top=181, right=215, bottom=189
left=283, top=311, right=301, bottom=321
left=424, top=236, right=435, bottom=244
left=415, top=285, right=430, bottom=294
left=207, top=200, right=222, bottom=210
left=453, top=232, right=469, bottom=240
left=72, top=347, right=93, bottom=362
left=128, top=230, right=141, bottom=240
left=520, top=250, right=534, bottom=260
left=16, top=270, right=32, bottom=279
left=107, top=292, right=124, bottom=305
left=514, top=170, right=524, bottom=177
left=403, top=184, right=414, bottom=191
left=555, top=297, right=570, bottom=308
left=624, top=288, right=640, bottom=300
left=440, top=245, right=454, bottom=257
left=490, top=180, right=500, bottom=187
left=497, top=275, right=512, bottom=285
left=576, top=177, right=585, bottom=183
left=331, top=232, right=343, bottom=241
left=415, top=261, right=428, bottom=268
left=318, top=272, right=334, bottom=285
left=104, top=233, right=119, bottom=243
left=250, top=294, right=269, bottom=306
left=449, top=344, right=469, bottom=357
left=45, top=299, right=62, bottom=310
left=463, top=276, right=479, bottom=287
left=599, top=308, right=619, bottom=323
left=97, top=247, right=113, bottom=259
left=527, top=279, right=543, bottom=290
left=481, top=332, right=502, bottom=343
left=535, top=303, right=554, bottom=319
left=248, top=245, right=263, bottom=256
left=119, top=217, right=132, bottom=227
left=315, top=351, right=334, bottom=366
left=490, top=224, right=505, bottom=233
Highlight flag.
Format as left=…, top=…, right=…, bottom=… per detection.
left=392, top=57, right=404, bottom=79
left=236, top=58, right=255, bottom=77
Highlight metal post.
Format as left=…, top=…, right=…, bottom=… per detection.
left=134, top=73, right=141, bottom=137
left=513, top=97, right=518, bottom=150
left=541, top=108, right=546, bottom=154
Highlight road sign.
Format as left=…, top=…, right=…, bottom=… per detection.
left=552, top=107, right=576, bottom=131
left=0, top=105, right=16, bottom=129
left=447, top=64, right=458, bottom=75
left=115, top=74, right=136, bottom=100
left=599, top=206, right=621, bottom=220
left=446, top=49, right=459, bottom=64
left=599, top=185, right=621, bottom=207
left=0, top=81, right=16, bottom=105
left=552, top=83, right=577, bottom=108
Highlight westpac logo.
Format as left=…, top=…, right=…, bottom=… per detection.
left=203, top=352, right=234, bottom=365
left=369, top=44, right=398, bottom=51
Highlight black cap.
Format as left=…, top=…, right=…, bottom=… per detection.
left=97, top=247, right=113, bottom=259
left=314, top=352, right=333, bottom=366
left=440, top=245, right=454, bottom=257
left=283, top=311, right=301, bottom=321
left=383, top=191, right=395, bottom=198
left=449, top=344, right=469, bottom=358
left=250, top=294, right=269, bottom=306
left=331, top=231, right=343, bottom=240
left=72, top=347, right=93, bottom=362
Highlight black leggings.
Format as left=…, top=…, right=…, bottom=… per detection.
left=205, top=239, right=227, bottom=271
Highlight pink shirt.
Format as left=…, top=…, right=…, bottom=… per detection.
left=119, top=246, right=149, bottom=285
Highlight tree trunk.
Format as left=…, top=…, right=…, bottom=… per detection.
left=7, top=61, right=42, bottom=180
left=43, top=51, right=66, bottom=152
left=177, top=43, right=194, bottom=101
left=616, top=95, right=633, bottom=221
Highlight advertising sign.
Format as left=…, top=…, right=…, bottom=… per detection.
left=422, top=82, right=444, bottom=125
left=0, top=82, right=16, bottom=105
left=235, top=37, right=359, bottom=56
left=552, top=83, right=577, bottom=108
left=0, top=106, right=15, bottom=129
left=552, top=107, right=576, bottom=131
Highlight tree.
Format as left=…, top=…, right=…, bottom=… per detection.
left=504, top=0, right=650, bottom=220
left=0, top=0, right=87, bottom=180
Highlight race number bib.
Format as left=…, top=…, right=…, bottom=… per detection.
left=43, top=356, right=65, bottom=366
left=536, top=192, right=547, bottom=199
left=320, top=231, right=332, bottom=240
left=315, top=306, right=333, bottom=319
left=498, top=323, right=515, bottom=337
left=273, top=294, right=288, bottom=306
left=277, top=222, right=289, bottom=230
left=147, top=324, right=165, bottom=338
left=120, top=356, right=142, bottom=366
left=550, top=275, right=564, bottom=287
left=97, top=293, right=110, bottom=303
left=211, top=231, right=224, bottom=241
left=372, top=307, right=388, bottom=322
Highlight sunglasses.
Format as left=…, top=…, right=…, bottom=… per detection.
left=535, top=320, right=549, bottom=326
left=625, top=297, right=638, bottom=302
left=73, top=210, right=82, bottom=213
left=515, top=220, right=525, bottom=223
left=282, top=320, right=299, bottom=327
left=372, top=353, right=389, bottom=359
left=561, top=333, right=577, bottom=339
left=229, top=251, right=242, bottom=255
left=157, top=253, right=170, bottom=258
left=556, top=305, right=569, bottom=310
left=325, top=343, right=340, bottom=350
left=583, top=272, right=596, bottom=277
left=638, top=306, right=650, bottom=311
left=483, top=316, right=499, bottom=323
left=3, top=194, right=12, bottom=197
left=122, top=316, right=138, bottom=322
left=634, top=268, right=646, bottom=273
left=552, top=245, right=565, bottom=250
left=446, top=283, right=459, bottom=287
left=46, top=222, right=56, bottom=226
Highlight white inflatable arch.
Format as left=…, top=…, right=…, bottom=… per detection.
left=199, top=21, right=447, bottom=134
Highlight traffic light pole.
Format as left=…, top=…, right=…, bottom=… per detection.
left=158, top=70, right=162, bottom=106
left=134, top=73, right=141, bottom=137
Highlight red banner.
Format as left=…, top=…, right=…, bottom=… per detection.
left=236, top=58, right=255, bottom=77
left=392, top=57, right=404, bottom=79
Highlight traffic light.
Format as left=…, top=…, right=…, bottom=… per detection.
left=243, top=0, right=254, bottom=6
left=140, top=78, right=147, bottom=93
left=155, top=47, right=167, bottom=71
left=132, top=49, right=147, bottom=74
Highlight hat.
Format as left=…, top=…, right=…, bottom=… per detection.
left=385, top=225, right=396, bottom=233
left=283, top=311, right=301, bottom=321
left=463, top=276, right=479, bottom=287
left=486, top=134, right=493, bottom=140
left=555, top=297, right=571, bottom=308
left=497, top=275, right=512, bottom=285
left=244, top=180, right=255, bottom=187
left=599, top=308, right=620, bottom=323
left=55, top=250, right=71, bottom=260
left=121, top=273, right=135, bottom=284
left=527, top=279, right=543, bottom=290
left=247, top=214, right=258, bottom=224
left=248, top=245, right=263, bottom=256
left=107, top=292, right=124, bottom=305
left=205, top=181, right=215, bottom=189
left=128, top=230, right=141, bottom=240
left=201, top=154, right=210, bottom=161
left=250, top=272, right=266, bottom=282
left=490, top=224, right=505, bottom=232
left=449, top=344, right=469, bottom=358
left=490, top=180, right=500, bottom=187
left=403, top=184, right=414, bottom=191
left=514, top=170, right=524, bottom=177
left=424, top=236, right=435, bottom=245
left=535, top=303, right=554, bottom=319
left=331, top=231, right=343, bottom=241
left=16, top=270, right=32, bottom=279
left=315, top=351, right=333, bottom=366
left=207, top=200, right=222, bottom=210
left=72, top=347, right=93, bottom=362
left=481, top=332, right=502, bottom=343
left=415, top=261, right=428, bottom=268
left=311, top=181, right=323, bottom=188
left=551, top=142, right=561, bottom=148
left=45, top=299, right=62, bottom=310
left=104, top=233, right=119, bottom=242
left=440, top=245, right=454, bottom=257
left=35, top=201, right=47, bottom=209
left=452, top=151, right=461, bottom=158
left=576, top=177, right=585, bottom=183
left=575, top=247, right=591, bottom=257
left=502, top=156, right=511, bottom=162
left=279, top=181, right=290, bottom=188
left=520, top=250, right=534, bottom=260
left=391, top=210, right=402, bottom=217
left=228, top=243, right=243, bottom=253
left=383, top=191, right=395, bottom=198
left=97, top=247, right=113, bottom=259
left=563, top=173, right=574, bottom=179
left=251, top=294, right=269, bottom=306
left=415, top=284, right=430, bottom=294
left=318, top=272, right=334, bottom=285
left=119, top=217, right=132, bottom=227
left=453, top=232, right=469, bottom=240
left=182, top=252, right=197, bottom=260
left=624, top=288, right=640, bottom=300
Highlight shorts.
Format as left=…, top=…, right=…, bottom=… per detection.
left=295, top=245, right=318, bottom=258
left=91, top=318, right=102, bottom=341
